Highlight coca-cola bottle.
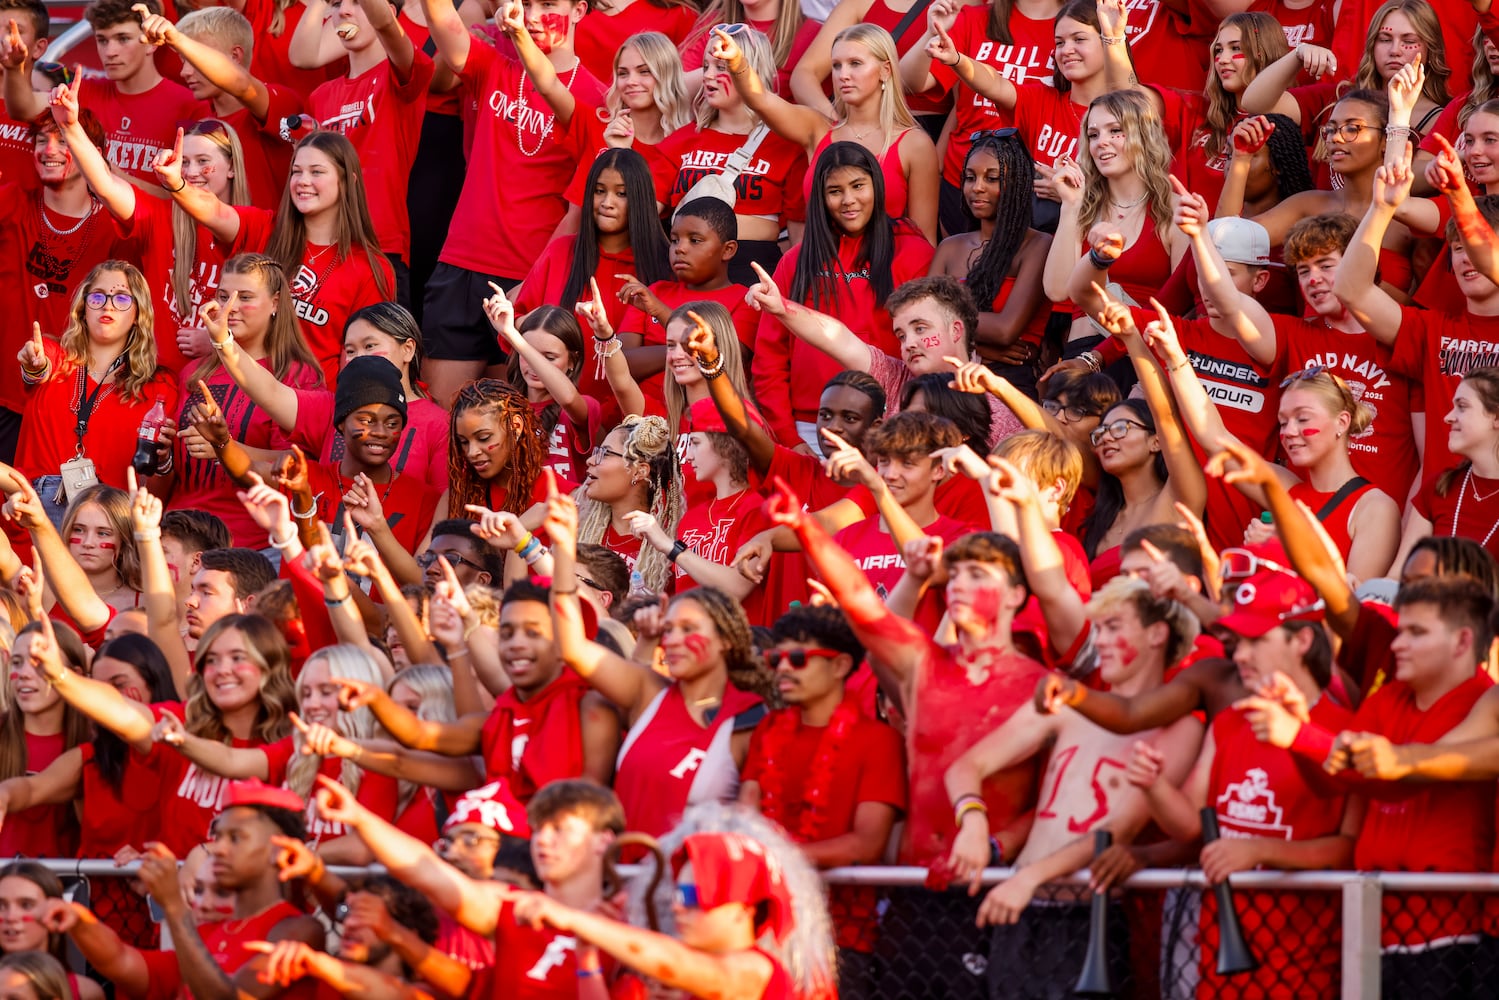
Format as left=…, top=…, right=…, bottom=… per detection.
left=133, top=396, right=167, bottom=477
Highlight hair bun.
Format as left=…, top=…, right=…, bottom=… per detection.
left=627, top=414, right=672, bottom=456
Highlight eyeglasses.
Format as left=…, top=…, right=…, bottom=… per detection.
left=675, top=883, right=701, bottom=909
left=1279, top=363, right=1329, bottom=388
left=1042, top=399, right=1096, bottom=422
left=762, top=647, right=843, bottom=670
left=713, top=21, right=749, bottom=36
left=577, top=575, right=604, bottom=592
left=969, top=126, right=1020, bottom=142
left=1088, top=418, right=1150, bottom=447
left=441, top=830, right=501, bottom=850
left=1219, top=547, right=1293, bottom=582
left=85, top=292, right=134, bottom=311
left=1318, top=123, right=1373, bottom=143
left=591, top=445, right=624, bottom=462
left=416, top=549, right=486, bottom=573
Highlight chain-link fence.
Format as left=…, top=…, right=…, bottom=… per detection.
left=23, top=861, right=1499, bottom=998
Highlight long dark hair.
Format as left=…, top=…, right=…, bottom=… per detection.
left=347, top=302, right=428, bottom=400
left=562, top=148, right=671, bottom=309
left=964, top=131, right=1035, bottom=313
left=1082, top=398, right=1169, bottom=559
left=791, top=142, right=896, bottom=312
left=90, top=633, right=177, bottom=793
left=264, top=131, right=392, bottom=302
left=900, top=373, right=990, bottom=455
left=1052, top=0, right=1104, bottom=94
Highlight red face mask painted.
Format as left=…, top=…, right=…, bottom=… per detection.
left=683, top=633, right=710, bottom=661
left=968, top=584, right=1001, bottom=622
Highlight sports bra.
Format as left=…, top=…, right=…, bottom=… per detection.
left=805, top=128, right=913, bottom=221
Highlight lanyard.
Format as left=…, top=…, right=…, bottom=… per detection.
left=74, top=354, right=127, bottom=452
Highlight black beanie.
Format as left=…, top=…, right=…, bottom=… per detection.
left=335, top=356, right=408, bottom=428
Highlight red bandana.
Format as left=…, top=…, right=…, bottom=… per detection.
left=480, top=669, right=592, bottom=802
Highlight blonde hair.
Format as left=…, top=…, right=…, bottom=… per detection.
left=601, top=32, right=692, bottom=133
left=184, top=615, right=296, bottom=745
left=1194, top=13, right=1287, bottom=161
left=1280, top=370, right=1374, bottom=436
left=463, top=584, right=502, bottom=628
left=829, top=24, right=915, bottom=135
left=1353, top=0, right=1450, bottom=105
left=1077, top=90, right=1176, bottom=248
left=991, top=429, right=1084, bottom=511
left=0, top=952, right=71, bottom=1000
left=688, top=0, right=803, bottom=74
left=1086, top=576, right=1200, bottom=668
left=171, top=120, right=252, bottom=330
left=576, top=415, right=684, bottom=594
left=286, top=645, right=384, bottom=802
left=55, top=260, right=160, bottom=403
left=176, top=6, right=254, bottom=62
left=695, top=27, right=776, bottom=130
left=61, top=485, right=141, bottom=591
left=1461, top=26, right=1499, bottom=127
left=387, top=665, right=455, bottom=817
left=664, top=302, right=749, bottom=437
left=188, top=254, right=319, bottom=385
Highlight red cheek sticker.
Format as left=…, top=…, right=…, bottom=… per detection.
left=1115, top=639, right=1138, bottom=665
left=97, top=541, right=117, bottom=551
left=1230, top=53, right=1246, bottom=60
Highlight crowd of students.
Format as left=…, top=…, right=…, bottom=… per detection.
left=8, top=0, right=1499, bottom=996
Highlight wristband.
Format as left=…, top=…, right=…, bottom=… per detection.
left=449, top=648, right=472, bottom=660
left=269, top=528, right=298, bottom=551
left=1087, top=247, right=1115, bottom=270
left=697, top=353, right=724, bottom=378
left=989, top=836, right=1004, bottom=867
left=133, top=530, right=161, bottom=542
left=291, top=502, right=316, bottom=520
left=1100, top=34, right=1124, bottom=44
left=523, top=543, right=549, bottom=566
left=954, top=800, right=989, bottom=827
left=517, top=538, right=542, bottom=562
left=324, top=593, right=352, bottom=607
left=513, top=531, right=536, bottom=554
left=668, top=539, right=689, bottom=563
left=210, top=332, right=234, bottom=352
left=166, top=178, right=187, bottom=192
left=577, top=969, right=602, bottom=979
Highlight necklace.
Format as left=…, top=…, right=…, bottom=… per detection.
left=706, top=488, right=748, bottom=524
left=41, top=197, right=98, bottom=236
left=841, top=121, right=879, bottom=144
left=1473, top=473, right=1499, bottom=504
left=335, top=466, right=396, bottom=511
left=302, top=242, right=344, bottom=299
left=516, top=61, right=580, bottom=156
left=1451, top=467, right=1499, bottom=547
left=1109, top=192, right=1148, bottom=219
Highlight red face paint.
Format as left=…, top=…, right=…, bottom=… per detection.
left=1230, top=52, right=1246, bottom=60
left=528, top=12, right=570, bottom=53
left=1114, top=637, right=1138, bottom=665
left=969, top=584, right=1001, bottom=622
left=683, top=633, right=710, bottom=661
left=920, top=335, right=942, bottom=350
left=1298, top=427, right=1321, bottom=438
left=96, top=541, right=117, bottom=551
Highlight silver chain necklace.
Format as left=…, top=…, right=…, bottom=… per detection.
left=41, top=197, right=98, bottom=236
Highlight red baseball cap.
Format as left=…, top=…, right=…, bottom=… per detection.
left=686, top=396, right=768, bottom=435
left=223, top=778, right=305, bottom=815
left=1216, top=567, right=1325, bottom=638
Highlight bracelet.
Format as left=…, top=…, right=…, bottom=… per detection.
left=593, top=330, right=617, bottom=344
left=577, top=969, right=602, bottom=979
left=1384, top=124, right=1413, bottom=137
left=210, top=332, right=234, bottom=352
left=513, top=531, right=536, bottom=554
left=268, top=528, right=298, bottom=551
left=1087, top=246, right=1115, bottom=270
left=1165, top=358, right=1191, bottom=373
left=166, top=178, right=187, bottom=192
left=954, top=800, right=989, bottom=827
left=324, top=593, right=352, bottom=607
left=1100, top=33, right=1125, bottom=45
left=523, top=543, right=550, bottom=566
left=668, top=539, right=689, bottom=564
left=517, top=538, right=542, bottom=562
left=952, top=793, right=986, bottom=809
left=697, top=353, right=724, bottom=376
left=553, top=585, right=579, bottom=595
left=291, top=502, right=316, bottom=520
left=1079, top=350, right=1103, bottom=373
left=133, top=530, right=161, bottom=542
left=449, top=648, right=471, bottom=660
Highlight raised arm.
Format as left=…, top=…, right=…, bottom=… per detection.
left=316, top=776, right=508, bottom=935
left=358, top=0, right=416, bottom=80
left=716, top=27, right=828, bottom=151
left=1174, top=177, right=1277, bottom=365
left=1238, top=44, right=1336, bottom=118
left=684, top=312, right=775, bottom=476
left=924, top=19, right=1017, bottom=112
left=545, top=477, right=666, bottom=719
left=203, top=303, right=300, bottom=430
left=990, top=458, right=1087, bottom=656
left=500, top=0, right=573, bottom=124
left=1035, top=660, right=1220, bottom=734
left=787, top=0, right=867, bottom=118
left=897, top=0, right=957, bottom=96
left=139, top=8, right=274, bottom=119
left=0, top=18, right=43, bottom=122
left=4, top=472, right=114, bottom=635
left=331, top=675, right=485, bottom=756
left=1331, top=147, right=1412, bottom=346
left=153, top=129, right=244, bottom=245
left=746, top=262, right=871, bottom=372
left=577, top=290, right=646, bottom=418
left=1429, top=132, right=1499, bottom=285
left=486, top=282, right=590, bottom=425
left=1043, top=160, right=1088, bottom=303
left=44, top=901, right=154, bottom=1000
left=287, top=0, right=347, bottom=70
left=24, top=612, right=156, bottom=751
left=49, top=75, right=136, bottom=220
left=154, top=714, right=271, bottom=779
left=419, top=0, right=472, bottom=78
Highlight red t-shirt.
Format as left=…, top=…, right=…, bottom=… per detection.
left=77, top=702, right=181, bottom=859
left=535, top=395, right=601, bottom=486
left=928, top=6, right=1058, bottom=184
left=559, top=107, right=673, bottom=208
left=1200, top=696, right=1350, bottom=1000
left=1116, top=0, right=1215, bottom=93
left=0, top=112, right=39, bottom=198
left=1273, top=315, right=1420, bottom=504
left=1388, top=305, right=1499, bottom=489
left=306, top=461, right=440, bottom=555
left=742, top=705, right=907, bottom=952
left=0, top=190, right=132, bottom=412
left=242, top=0, right=346, bottom=99
left=208, top=85, right=302, bottom=210
left=619, top=280, right=757, bottom=350
left=151, top=724, right=279, bottom=856
left=833, top=511, right=974, bottom=600
left=0, top=731, right=76, bottom=858
left=286, top=388, right=450, bottom=493
left=169, top=364, right=322, bottom=547
left=231, top=206, right=395, bottom=385
left=751, top=223, right=934, bottom=445
left=77, top=76, right=201, bottom=185
left=574, top=1, right=697, bottom=83
left=147, top=901, right=319, bottom=1000
left=443, top=42, right=607, bottom=280
left=673, top=488, right=770, bottom=618
left=15, top=341, right=180, bottom=489
left=654, top=123, right=809, bottom=226
left=114, top=193, right=230, bottom=376
left=470, top=904, right=619, bottom=996
left=308, top=52, right=436, bottom=258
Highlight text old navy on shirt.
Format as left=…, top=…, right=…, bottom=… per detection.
left=1299, top=352, right=1394, bottom=391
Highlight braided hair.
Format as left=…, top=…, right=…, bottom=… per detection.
left=666, top=586, right=762, bottom=697
left=576, top=415, right=684, bottom=593
left=447, top=380, right=546, bottom=517
left=1407, top=536, right=1499, bottom=597
left=1262, top=112, right=1315, bottom=201
left=963, top=130, right=1035, bottom=315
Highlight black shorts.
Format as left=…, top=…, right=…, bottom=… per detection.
left=421, top=262, right=518, bottom=363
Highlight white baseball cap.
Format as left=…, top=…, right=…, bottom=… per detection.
left=1208, top=217, right=1274, bottom=267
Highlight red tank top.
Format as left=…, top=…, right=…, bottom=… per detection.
left=751, top=946, right=797, bottom=1000
left=804, top=129, right=914, bottom=221
left=1287, top=478, right=1375, bottom=561
left=1102, top=217, right=1172, bottom=310
left=614, top=684, right=763, bottom=837
left=199, top=901, right=319, bottom=1000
